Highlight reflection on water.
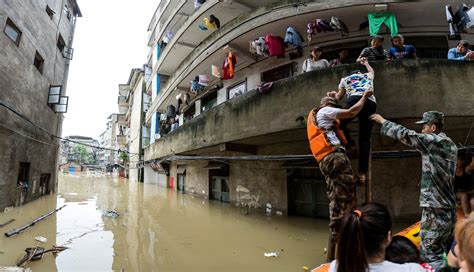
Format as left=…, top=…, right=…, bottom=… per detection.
left=1, top=175, right=329, bottom=271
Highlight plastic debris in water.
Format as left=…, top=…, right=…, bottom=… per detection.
left=103, top=210, right=119, bottom=218
left=34, top=236, right=48, bottom=243
left=263, top=251, right=279, bottom=257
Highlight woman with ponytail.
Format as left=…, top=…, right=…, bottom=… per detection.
left=328, top=203, right=429, bottom=272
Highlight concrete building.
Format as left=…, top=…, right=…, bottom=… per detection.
left=59, top=135, right=100, bottom=166
left=0, top=0, right=81, bottom=209
left=118, top=67, right=149, bottom=182
left=99, top=113, right=123, bottom=172
left=143, top=1, right=474, bottom=220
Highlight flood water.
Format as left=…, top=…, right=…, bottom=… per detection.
left=0, top=175, right=329, bottom=271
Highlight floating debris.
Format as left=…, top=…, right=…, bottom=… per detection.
left=103, top=210, right=120, bottom=218
left=263, top=251, right=279, bottom=257
left=0, top=219, right=15, bottom=228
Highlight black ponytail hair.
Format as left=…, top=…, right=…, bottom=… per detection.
left=336, top=203, right=392, bottom=272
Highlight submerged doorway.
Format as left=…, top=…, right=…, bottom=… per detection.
left=287, top=168, right=329, bottom=218
left=209, top=167, right=230, bottom=203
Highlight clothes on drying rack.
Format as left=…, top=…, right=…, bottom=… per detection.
left=284, top=26, right=304, bottom=48
left=367, top=12, right=398, bottom=36
left=249, top=37, right=269, bottom=56
left=453, top=3, right=472, bottom=32
left=264, top=34, right=285, bottom=58
left=209, top=15, right=220, bottom=29
left=222, top=51, right=237, bottom=80
left=330, top=16, right=349, bottom=37
left=194, top=0, right=206, bottom=9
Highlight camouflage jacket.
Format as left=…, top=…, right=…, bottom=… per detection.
left=381, top=121, right=457, bottom=209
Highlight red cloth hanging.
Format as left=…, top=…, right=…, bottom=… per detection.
left=264, top=34, right=285, bottom=58
left=221, top=51, right=237, bottom=80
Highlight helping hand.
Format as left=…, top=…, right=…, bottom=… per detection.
left=326, top=91, right=337, bottom=98
left=369, top=113, right=386, bottom=124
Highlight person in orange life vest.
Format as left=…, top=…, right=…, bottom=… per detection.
left=308, top=89, right=373, bottom=259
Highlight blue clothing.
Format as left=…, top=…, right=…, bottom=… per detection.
left=447, top=47, right=470, bottom=60
left=389, top=45, right=416, bottom=59
left=284, top=26, right=303, bottom=48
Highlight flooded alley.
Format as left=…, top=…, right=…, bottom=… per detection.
left=1, top=175, right=329, bottom=271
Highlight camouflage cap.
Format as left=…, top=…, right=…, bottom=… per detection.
left=415, top=111, right=444, bottom=125
left=320, top=96, right=338, bottom=107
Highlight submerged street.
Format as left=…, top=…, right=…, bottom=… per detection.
left=0, top=175, right=328, bottom=271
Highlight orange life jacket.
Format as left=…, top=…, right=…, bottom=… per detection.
left=307, top=108, right=347, bottom=162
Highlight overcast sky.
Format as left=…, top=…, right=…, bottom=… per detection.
left=62, top=0, right=157, bottom=139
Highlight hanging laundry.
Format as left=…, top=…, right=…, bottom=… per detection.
left=453, top=3, right=472, bottom=32
left=203, top=18, right=217, bottom=30
left=467, top=7, right=474, bottom=28
left=446, top=5, right=459, bottom=38
left=367, top=12, right=398, bottom=36
left=198, top=75, right=209, bottom=86
left=264, top=34, right=285, bottom=58
left=330, top=16, right=349, bottom=37
left=211, top=65, right=221, bottom=78
left=209, top=15, right=220, bottom=29
left=249, top=37, right=269, bottom=56
left=284, top=26, right=304, bottom=48
left=190, top=76, right=205, bottom=93
left=194, top=0, right=206, bottom=9
left=316, top=19, right=334, bottom=32
left=222, top=51, right=237, bottom=80
left=198, top=24, right=208, bottom=31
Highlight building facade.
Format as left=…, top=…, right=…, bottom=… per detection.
left=99, top=113, right=123, bottom=173
left=143, top=1, right=474, bottom=220
left=0, top=0, right=81, bottom=209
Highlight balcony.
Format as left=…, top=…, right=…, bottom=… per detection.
left=145, top=60, right=474, bottom=160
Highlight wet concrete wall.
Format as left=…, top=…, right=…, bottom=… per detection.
left=0, top=1, right=79, bottom=210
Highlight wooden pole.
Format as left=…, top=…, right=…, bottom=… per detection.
left=365, top=147, right=373, bottom=203
left=4, top=205, right=66, bottom=237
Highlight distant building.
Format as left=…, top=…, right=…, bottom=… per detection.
left=59, top=135, right=100, bottom=166
left=0, top=0, right=81, bottom=209
left=118, top=68, right=148, bottom=182
left=99, top=113, right=123, bottom=173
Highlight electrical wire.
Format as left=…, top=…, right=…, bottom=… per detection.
left=1, top=100, right=139, bottom=154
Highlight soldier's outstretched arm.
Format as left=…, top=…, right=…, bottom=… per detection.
left=379, top=120, right=435, bottom=152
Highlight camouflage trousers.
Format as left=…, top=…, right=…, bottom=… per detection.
left=420, top=207, right=456, bottom=271
left=319, top=151, right=356, bottom=242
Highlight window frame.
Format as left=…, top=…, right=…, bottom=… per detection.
left=227, top=79, right=247, bottom=100
left=57, top=34, right=66, bottom=53
left=33, top=51, right=45, bottom=74
left=4, top=18, right=22, bottom=46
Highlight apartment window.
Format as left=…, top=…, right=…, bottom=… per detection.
left=63, top=5, right=71, bottom=21
left=4, top=18, right=22, bottom=46
left=228, top=80, right=247, bottom=100
left=261, top=63, right=294, bottom=82
left=201, top=91, right=217, bottom=113
left=34, top=51, right=44, bottom=74
left=46, top=5, right=55, bottom=19
left=57, top=34, right=65, bottom=52
left=17, top=162, right=30, bottom=187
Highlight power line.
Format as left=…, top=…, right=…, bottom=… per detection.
left=0, top=100, right=139, bottom=154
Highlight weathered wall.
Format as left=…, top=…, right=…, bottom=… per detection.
left=146, top=60, right=474, bottom=160
left=229, top=161, right=287, bottom=213
left=128, top=75, right=144, bottom=182
left=0, top=1, right=79, bottom=210
left=181, top=161, right=209, bottom=197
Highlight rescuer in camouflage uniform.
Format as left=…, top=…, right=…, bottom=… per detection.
left=371, top=111, right=457, bottom=270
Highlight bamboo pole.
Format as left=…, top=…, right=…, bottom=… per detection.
left=4, top=205, right=66, bottom=237
left=365, top=147, right=373, bottom=203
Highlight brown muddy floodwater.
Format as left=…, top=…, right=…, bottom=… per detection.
left=0, top=175, right=329, bottom=271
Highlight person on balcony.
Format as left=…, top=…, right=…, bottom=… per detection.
left=388, top=34, right=417, bottom=59
left=357, top=35, right=387, bottom=62
left=329, top=48, right=350, bottom=67
left=328, top=58, right=376, bottom=185
left=370, top=111, right=457, bottom=271
left=307, top=89, right=373, bottom=260
left=302, top=47, right=329, bottom=72
left=448, top=40, right=474, bottom=60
